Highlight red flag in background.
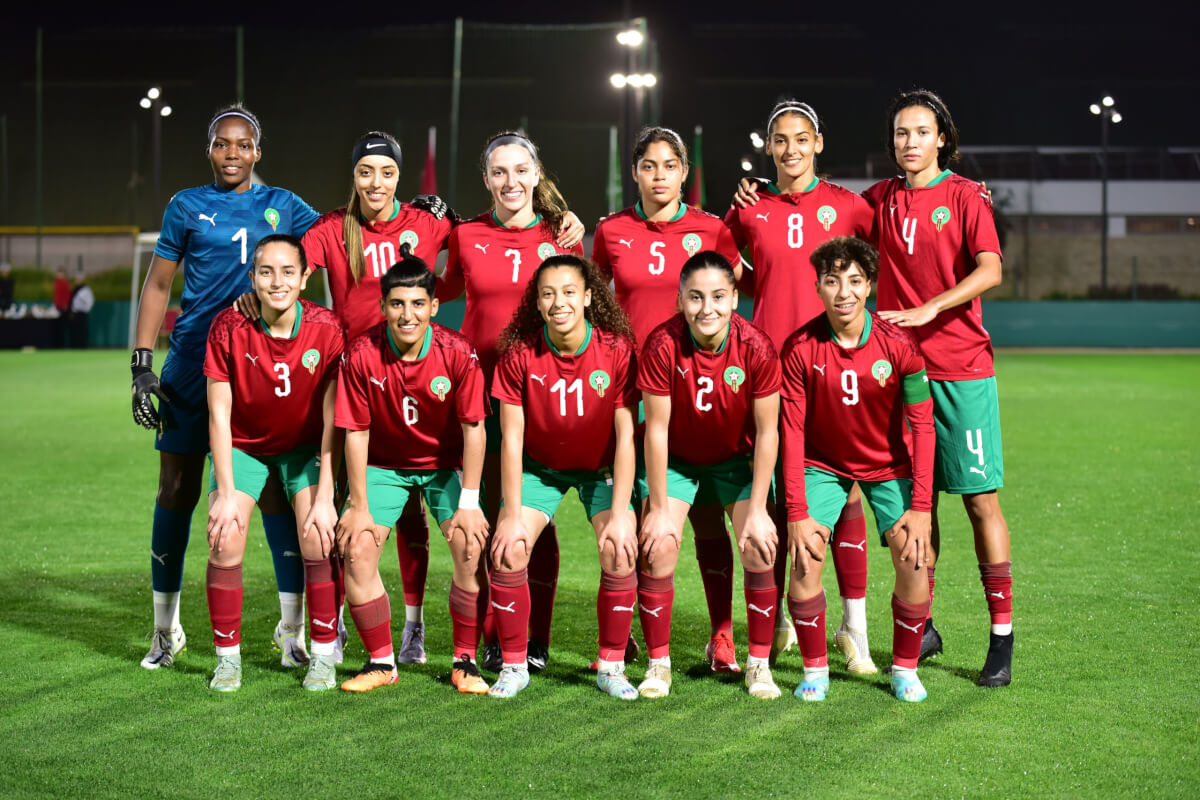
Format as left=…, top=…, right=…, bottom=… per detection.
left=419, top=126, right=438, bottom=195
left=685, top=125, right=705, bottom=209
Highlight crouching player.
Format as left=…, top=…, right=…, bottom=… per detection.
left=334, top=254, right=490, bottom=694
left=780, top=236, right=935, bottom=703
left=487, top=255, right=640, bottom=700
left=203, top=234, right=345, bottom=691
left=636, top=251, right=782, bottom=699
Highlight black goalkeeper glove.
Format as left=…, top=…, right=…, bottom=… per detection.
left=410, top=194, right=459, bottom=223
left=131, top=348, right=170, bottom=431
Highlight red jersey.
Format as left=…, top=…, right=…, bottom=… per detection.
left=439, top=212, right=584, bottom=379
left=592, top=203, right=741, bottom=350
left=863, top=171, right=1002, bottom=380
left=638, top=314, right=780, bottom=467
left=491, top=325, right=638, bottom=473
left=205, top=300, right=345, bottom=457
left=779, top=311, right=934, bottom=522
left=301, top=205, right=452, bottom=341
left=724, top=178, right=874, bottom=351
left=335, top=321, right=487, bottom=471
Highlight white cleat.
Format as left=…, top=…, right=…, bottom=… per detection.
left=745, top=661, right=782, bottom=699
left=769, top=619, right=797, bottom=665
left=141, top=627, right=186, bottom=670
left=638, top=660, right=672, bottom=699
left=834, top=622, right=878, bottom=675
left=273, top=621, right=309, bottom=668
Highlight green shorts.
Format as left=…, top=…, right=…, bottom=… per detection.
left=365, top=466, right=464, bottom=529
left=516, top=459, right=627, bottom=522
left=636, top=453, right=770, bottom=509
left=804, top=467, right=910, bottom=546
left=209, top=446, right=320, bottom=500
left=929, top=377, right=1005, bottom=494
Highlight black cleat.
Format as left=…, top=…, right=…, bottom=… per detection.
left=527, top=640, right=550, bottom=672
left=919, top=618, right=943, bottom=662
left=977, top=632, right=1013, bottom=687
left=481, top=641, right=503, bottom=673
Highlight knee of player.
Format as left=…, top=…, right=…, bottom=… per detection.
left=346, top=529, right=385, bottom=565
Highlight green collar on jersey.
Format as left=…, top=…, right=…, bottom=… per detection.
left=765, top=176, right=819, bottom=195
left=634, top=199, right=687, bottom=222
left=491, top=210, right=542, bottom=229
left=359, top=198, right=401, bottom=224
left=544, top=320, right=592, bottom=356
left=259, top=301, right=302, bottom=339
left=386, top=322, right=433, bottom=361
left=687, top=320, right=730, bottom=354
left=905, top=169, right=953, bottom=189
left=827, top=309, right=871, bottom=347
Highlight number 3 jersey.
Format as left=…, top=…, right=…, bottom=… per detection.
left=204, top=300, right=345, bottom=457
left=638, top=313, right=781, bottom=467
left=779, top=311, right=934, bottom=521
left=863, top=171, right=1002, bottom=380
left=491, top=325, right=639, bottom=473
left=335, top=321, right=487, bottom=471
left=591, top=203, right=742, bottom=350
left=439, top=213, right=584, bottom=379
left=302, top=206, right=453, bottom=341
left=155, top=183, right=320, bottom=354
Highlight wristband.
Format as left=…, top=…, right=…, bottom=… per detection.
left=458, top=487, right=480, bottom=511
left=131, top=348, right=153, bottom=371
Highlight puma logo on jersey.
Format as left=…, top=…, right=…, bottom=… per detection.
left=150, top=549, right=167, bottom=566
left=755, top=213, right=770, bottom=222
left=889, top=205, right=897, bottom=216
left=618, top=238, right=634, bottom=249
left=611, top=604, right=636, bottom=613
left=987, top=591, right=1006, bottom=600
left=470, top=351, right=479, bottom=360
left=813, top=364, right=825, bottom=375
left=490, top=600, right=517, bottom=613
left=530, top=374, right=547, bottom=385
left=244, top=353, right=258, bottom=364
left=970, top=465, right=989, bottom=480
left=748, top=603, right=775, bottom=617
left=198, top=213, right=218, bottom=226
left=214, top=629, right=236, bottom=639
left=837, top=540, right=865, bottom=552
left=311, top=618, right=336, bottom=631
left=676, top=366, right=690, bottom=378
left=474, top=243, right=490, bottom=254
left=641, top=605, right=664, bottom=618
left=895, top=619, right=923, bottom=634
left=794, top=617, right=819, bottom=628
left=369, top=376, right=387, bottom=389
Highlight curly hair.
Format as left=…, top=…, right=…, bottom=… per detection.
left=497, top=254, right=634, bottom=355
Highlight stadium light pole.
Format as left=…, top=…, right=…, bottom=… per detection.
left=140, top=87, right=173, bottom=218
left=1089, top=95, right=1122, bottom=293
left=615, top=19, right=651, bottom=206
left=749, top=130, right=766, bottom=176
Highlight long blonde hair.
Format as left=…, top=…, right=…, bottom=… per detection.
left=343, top=130, right=402, bottom=284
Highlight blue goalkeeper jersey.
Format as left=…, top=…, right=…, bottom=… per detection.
left=154, top=182, right=320, bottom=354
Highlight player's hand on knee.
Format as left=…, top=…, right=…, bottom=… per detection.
left=130, top=348, right=170, bottom=430
left=737, top=506, right=777, bottom=565
left=302, top=499, right=339, bottom=558
left=335, top=507, right=376, bottom=560
left=788, top=518, right=826, bottom=577
left=638, top=507, right=681, bottom=566
left=491, top=514, right=531, bottom=570
left=890, top=509, right=931, bottom=569
left=447, top=508, right=489, bottom=560
left=207, top=493, right=244, bottom=552
left=600, top=508, right=638, bottom=573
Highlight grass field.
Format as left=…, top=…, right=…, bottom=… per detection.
left=1, top=350, right=1198, bottom=799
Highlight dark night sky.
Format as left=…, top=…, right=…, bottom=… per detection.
left=1, top=2, right=1196, bottom=229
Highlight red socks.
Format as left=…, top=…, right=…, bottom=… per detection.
left=980, top=561, right=1013, bottom=625
left=489, top=568, right=530, bottom=664
left=349, top=593, right=393, bottom=661
left=892, top=594, right=930, bottom=670
left=693, top=533, right=734, bottom=634
left=303, top=558, right=339, bottom=645
left=637, top=572, right=675, bottom=660
left=448, top=582, right=483, bottom=659
left=788, top=591, right=828, bottom=668
left=396, top=498, right=430, bottom=608
left=926, top=564, right=936, bottom=618
left=597, top=571, right=637, bottom=662
left=831, top=499, right=868, bottom=599
left=206, top=562, right=243, bottom=648
left=527, top=520, right=560, bottom=644
left=743, top=568, right=777, bottom=660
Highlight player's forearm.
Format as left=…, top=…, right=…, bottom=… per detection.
left=609, top=409, right=635, bottom=510
left=344, top=430, right=371, bottom=510
left=906, top=398, right=936, bottom=512
left=316, top=383, right=339, bottom=501
left=498, top=404, right=525, bottom=516
left=779, top=396, right=809, bottom=521
left=643, top=414, right=670, bottom=512
left=207, top=381, right=236, bottom=494
left=134, top=257, right=177, bottom=350
left=460, top=421, right=485, bottom=491
left=926, top=251, right=1002, bottom=314
left=750, top=395, right=779, bottom=509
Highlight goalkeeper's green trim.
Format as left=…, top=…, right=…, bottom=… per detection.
left=903, top=370, right=931, bottom=404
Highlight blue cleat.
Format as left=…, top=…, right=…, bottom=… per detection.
left=794, top=674, right=830, bottom=702
left=891, top=671, right=928, bottom=703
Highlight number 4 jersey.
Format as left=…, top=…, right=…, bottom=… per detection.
left=204, top=300, right=345, bottom=457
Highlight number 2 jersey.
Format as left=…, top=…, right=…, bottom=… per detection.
left=724, top=178, right=873, bottom=352
left=863, top=171, right=1002, bottom=380
left=301, top=205, right=453, bottom=341
left=335, top=321, right=487, bottom=471
left=591, top=203, right=741, bottom=350
left=779, top=311, right=934, bottom=522
left=155, top=183, right=320, bottom=354
left=491, top=325, right=639, bottom=473
left=638, top=313, right=781, bottom=467
left=439, top=212, right=584, bottom=380
left=204, top=300, right=345, bottom=457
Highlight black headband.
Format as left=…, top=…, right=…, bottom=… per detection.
left=351, top=136, right=402, bottom=171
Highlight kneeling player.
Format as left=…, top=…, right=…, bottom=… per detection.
left=204, top=234, right=345, bottom=692
left=780, top=236, right=935, bottom=703
left=637, top=251, right=783, bottom=699
left=334, top=255, right=490, bottom=694
left=488, top=255, right=640, bottom=700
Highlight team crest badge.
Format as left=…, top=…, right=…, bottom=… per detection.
left=265, top=208, right=280, bottom=232
left=589, top=370, right=611, bottom=398
left=931, top=206, right=951, bottom=232
left=817, top=205, right=837, bottom=231
left=430, top=375, right=451, bottom=401
left=399, top=230, right=420, bottom=251
left=723, top=366, right=745, bottom=393
left=871, top=359, right=893, bottom=387
left=302, top=349, right=321, bottom=374
left=537, top=243, right=557, bottom=260
left=681, top=233, right=702, bottom=256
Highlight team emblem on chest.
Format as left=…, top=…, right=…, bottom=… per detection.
left=870, top=359, right=893, bottom=387
left=265, top=208, right=280, bottom=232
left=681, top=233, right=702, bottom=256
left=430, top=375, right=451, bottom=401
left=537, top=243, right=557, bottom=261
left=301, top=349, right=321, bottom=374
left=931, top=206, right=951, bottom=232
left=817, top=205, right=837, bottom=232
left=723, top=366, right=745, bottom=394
left=399, top=230, right=420, bottom=250
left=589, top=370, right=611, bottom=398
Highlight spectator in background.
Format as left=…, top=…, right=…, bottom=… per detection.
left=0, top=263, right=13, bottom=312
left=53, top=269, right=71, bottom=347
left=70, top=274, right=94, bottom=348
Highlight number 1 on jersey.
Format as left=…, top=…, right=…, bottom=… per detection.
left=550, top=377, right=583, bottom=416
left=232, top=228, right=248, bottom=265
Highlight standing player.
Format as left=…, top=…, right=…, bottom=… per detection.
left=729, top=100, right=880, bottom=673
left=637, top=251, right=782, bottom=699
left=131, top=105, right=321, bottom=671
left=487, top=255, right=639, bottom=700
left=438, top=132, right=585, bottom=673
left=592, top=127, right=747, bottom=672
left=864, top=89, right=1013, bottom=686
left=333, top=254, right=490, bottom=694
left=781, top=236, right=934, bottom=703
left=203, top=235, right=344, bottom=691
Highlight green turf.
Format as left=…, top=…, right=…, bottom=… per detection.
left=1, top=351, right=1197, bottom=798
